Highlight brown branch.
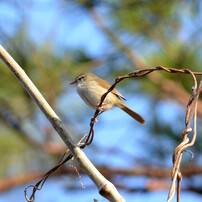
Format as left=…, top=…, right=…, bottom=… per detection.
left=81, top=66, right=201, bottom=202
left=85, top=66, right=201, bottom=147
left=2, top=164, right=202, bottom=192
left=88, top=7, right=147, bottom=68
left=0, top=173, right=43, bottom=192
left=60, top=164, right=202, bottom=179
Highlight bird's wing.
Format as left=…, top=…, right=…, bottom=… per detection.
left=111, top=88, right=127, bottom=101
left=96, top=77, right=126, bottom=101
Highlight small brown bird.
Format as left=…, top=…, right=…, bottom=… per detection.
left=70, top=73, right=145, bottom=124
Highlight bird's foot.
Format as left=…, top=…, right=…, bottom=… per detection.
left=97, top=102, right=107, bottom=111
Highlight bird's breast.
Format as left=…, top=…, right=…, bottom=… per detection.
left=77, top=81, right=117, bottom=111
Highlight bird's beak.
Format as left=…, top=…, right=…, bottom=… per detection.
left=70, top=80, right=77, bottom=85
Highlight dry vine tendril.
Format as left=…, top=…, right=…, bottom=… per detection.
left=25, top=66, right=202, bottom=202
left=168, top=79, right=202, bottom=202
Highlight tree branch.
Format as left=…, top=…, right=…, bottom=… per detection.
left=0, top=44, right=125, bottom=202
left=2, top=164, right=202, bottom=192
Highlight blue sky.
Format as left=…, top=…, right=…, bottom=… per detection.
left=1, top=177, right=202, bottom=202
left=0, top=1, right=201, bottom=202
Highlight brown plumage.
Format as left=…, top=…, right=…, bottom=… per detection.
left=71, top=73, right=145, bottom=124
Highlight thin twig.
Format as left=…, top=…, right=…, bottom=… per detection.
left=86, top=66, right=201, bottom=148
left=82, top=66, right=201, bottom=202
left=167, top=78, right=201, bottom=202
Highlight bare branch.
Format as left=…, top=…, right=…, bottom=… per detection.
left=86, top=66, right=201, bottom=147
left=83, top=66, right=201, bottom=202
left=2, top=164, right=202, bottom=192
left=167, top=77, right=201, bottom=202
left=0, top=44, right=125, bottom=202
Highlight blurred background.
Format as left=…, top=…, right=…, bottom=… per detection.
left=0, top=0, right=202, bottom=201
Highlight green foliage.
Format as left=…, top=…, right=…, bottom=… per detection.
left=0, top=126, right=28, bottom=178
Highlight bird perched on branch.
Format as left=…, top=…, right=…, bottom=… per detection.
left=70, top=72, right=145, bottom=124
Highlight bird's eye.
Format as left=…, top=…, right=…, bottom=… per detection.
left=77, top=76, right=84, bottom=81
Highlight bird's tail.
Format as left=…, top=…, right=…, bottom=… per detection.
left=120, top=104, right=145, bottom=124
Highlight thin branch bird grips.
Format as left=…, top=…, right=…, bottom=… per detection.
left=85, top=66, right=202, bottom=202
